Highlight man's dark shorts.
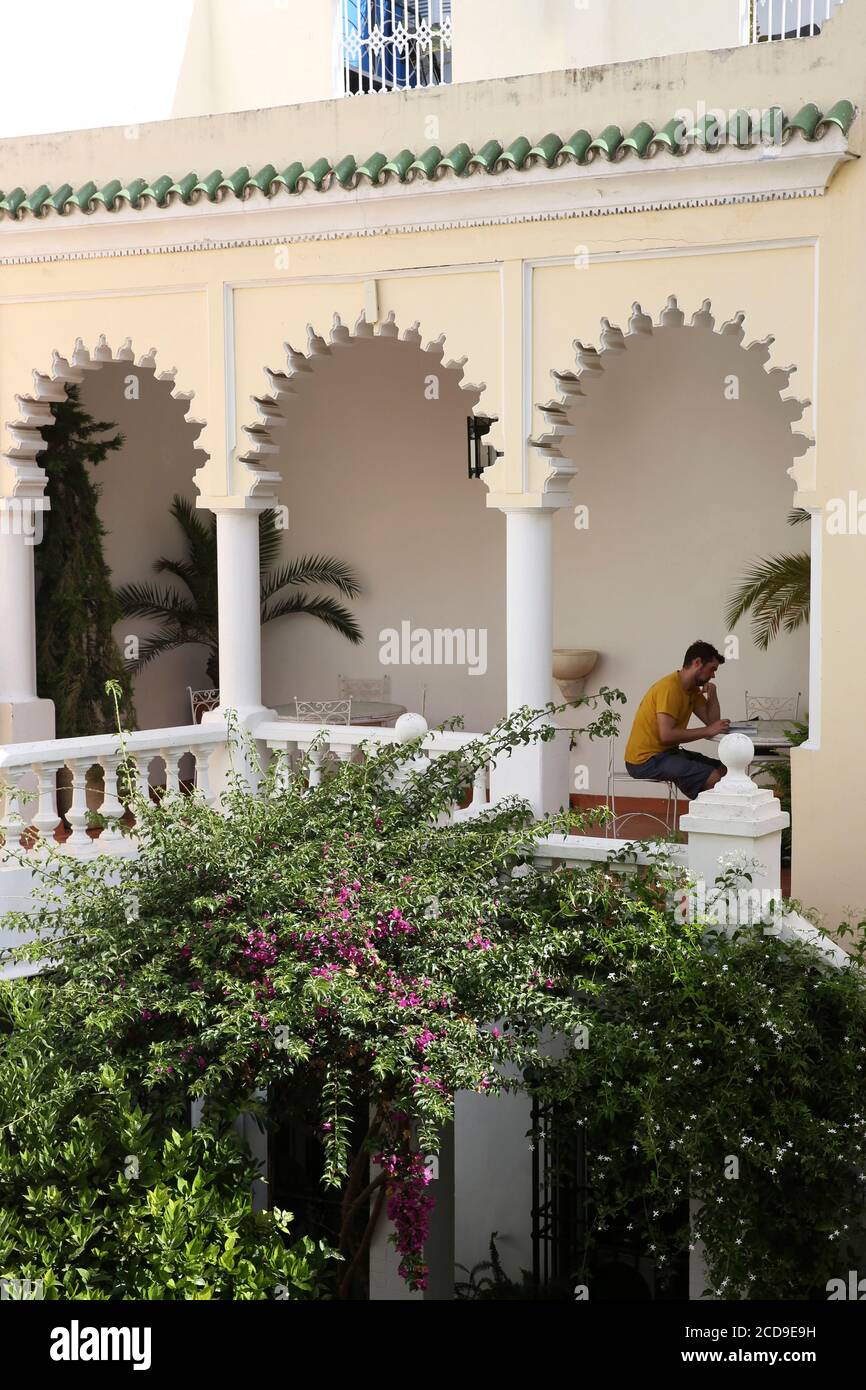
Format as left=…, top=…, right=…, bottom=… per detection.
left=625, top=748, right=723, bottom=801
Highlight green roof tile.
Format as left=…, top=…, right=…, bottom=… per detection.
left=588, top=125, right=624, bottom=159
left=527, top=132, right=563, bottom=166
left=333, top=154, right=358, bottom=188
left=467, top=139, right=502, bottom=173
left=560, top=129, right=593, bottom=163
left=496, top=135, right=532, bottom=171
left=382, top=147, right=414, bottom=181
left=407, top=145, right=443, bottom=180
left=357, top=152, right=388, bottom=183
left=817, top=99, right=856, bottom=135
left=439, top=142, right=472, bottom=176
left=0, top=101, right=855, bottom=222
left=621, top=121, right=656, bottom=158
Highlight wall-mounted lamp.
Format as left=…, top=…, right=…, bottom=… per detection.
left=467, top=414, right=503, bottom=480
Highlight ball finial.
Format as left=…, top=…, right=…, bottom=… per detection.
left=395, top=713, right=428, bottom=744
left=718, top=732, right=754, bottom=785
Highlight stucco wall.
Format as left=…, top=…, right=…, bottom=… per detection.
left=453, top=0, right=743, bottom=84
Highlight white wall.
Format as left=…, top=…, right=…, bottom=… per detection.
left=453, top=0, right=744, bottom=84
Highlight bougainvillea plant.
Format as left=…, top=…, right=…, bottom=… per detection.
left=1, top=691, right=624, bottom=1297
left=4, top=685, right=866, bottom=1301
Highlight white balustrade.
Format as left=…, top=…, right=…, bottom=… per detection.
left=259, top=713, right=491, bottom=823
left=0, top=724, right=226, bottom=863
left=533, top=834, right=688, bottom=875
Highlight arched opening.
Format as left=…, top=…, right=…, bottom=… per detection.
left=538, top=298, right=812, bottom=861
left=4, top=339, right=209, bottom=733
left=241, top=313, right=505, bottom=731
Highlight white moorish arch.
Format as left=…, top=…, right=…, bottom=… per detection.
left=206, top=309, right=490, bottom=725
left=0, top=337, right=208, bottom=742
left=509, top=293, right=816, bottom=815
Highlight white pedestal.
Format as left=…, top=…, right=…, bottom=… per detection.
left=680, top=734, right=790, bottom=923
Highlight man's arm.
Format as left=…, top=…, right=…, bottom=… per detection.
left=692, top=681, right=721, bottom=727
left=657, top=711, right=729, bottom=746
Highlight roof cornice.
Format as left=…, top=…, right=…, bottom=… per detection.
left=0, top=120, right=855, bottom=266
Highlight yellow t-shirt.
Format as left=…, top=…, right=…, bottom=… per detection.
left=624, top=672, right=701, bottom=765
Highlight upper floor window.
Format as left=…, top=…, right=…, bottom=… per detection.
left=746, top=0, right=845, bottom=42
left=340, top=0, right=452, bottom=94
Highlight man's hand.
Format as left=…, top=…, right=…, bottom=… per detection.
left=707, top=718, right=731, bottom=737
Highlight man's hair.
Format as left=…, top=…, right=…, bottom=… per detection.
left=683, top=640, right=725, bottom=668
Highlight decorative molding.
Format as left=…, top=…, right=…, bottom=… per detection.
left=2, top=337, right=208, bottom=499
left=0, top=136, right=854, bottom=267
left=530, top=294, right=814, bottom=497
left=237, top=309, right=485, bottom=499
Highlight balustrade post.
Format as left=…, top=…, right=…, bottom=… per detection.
left=62, top=759, right=92, bottom=853
left=98, top=755, right=126, bottom=846
left=31, top=761, right=64, bottom=850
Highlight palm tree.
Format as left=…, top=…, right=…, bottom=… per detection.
left=725, top=509, right=811, bottom=651
left=116, top=495, right=362, bottom=686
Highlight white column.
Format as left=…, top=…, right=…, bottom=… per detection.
left=680, top=733, right=790, bottom=923
left=0, top=502, right=55, bottom=743
left=490, top=506, right=568, bottom=816
left=213, top=506, right=266, bottom=718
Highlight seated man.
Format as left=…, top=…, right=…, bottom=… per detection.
left=624, top=641, right=731, bottom=800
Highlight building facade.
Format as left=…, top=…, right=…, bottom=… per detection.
left=0, top=0, right=863, bottom=923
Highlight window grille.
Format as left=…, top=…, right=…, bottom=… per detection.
left=745, top=0, right=844, bottom=42
left=340, top=0, right=452, bottom=94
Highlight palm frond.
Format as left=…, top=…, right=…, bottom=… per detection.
left=260, top=555, right=362, bottom=603
left=115, top=582, right=200, bottom=624
left=788, top=508, right=811, bottom=528
left=152, top=557, right=197, bottom=588
left=725, top=552, right=811, bottom=651
left=261, top=592, right=364, bottom=644
left=258, top=509, right=285, bottom=572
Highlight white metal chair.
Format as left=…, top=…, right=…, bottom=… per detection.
left=605, top=737, right=678, bottom=840
left=337, top=674, right=391, bottom=702
left=745, top=691, right=801, bottom=775
left=294, top=698, right=353, bottom=725
left=188, top=687, right=219, bottom=724
left=744, top=692, right=801, bottom=723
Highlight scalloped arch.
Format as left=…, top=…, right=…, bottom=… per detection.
left=238, top=309, right=488, bottom=497
left=2, top=335, right=208, bottom=500
left=530, top=295, right=814, bottom=494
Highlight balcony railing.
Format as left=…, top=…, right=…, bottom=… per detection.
left=340, top=0, right=452, bottom=94
left=745, top=0, right=845, bottom=41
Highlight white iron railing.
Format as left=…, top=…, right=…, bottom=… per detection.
left=340, top=0, right=452, bottom=94
left=744, top=0, right=844, bottom=42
